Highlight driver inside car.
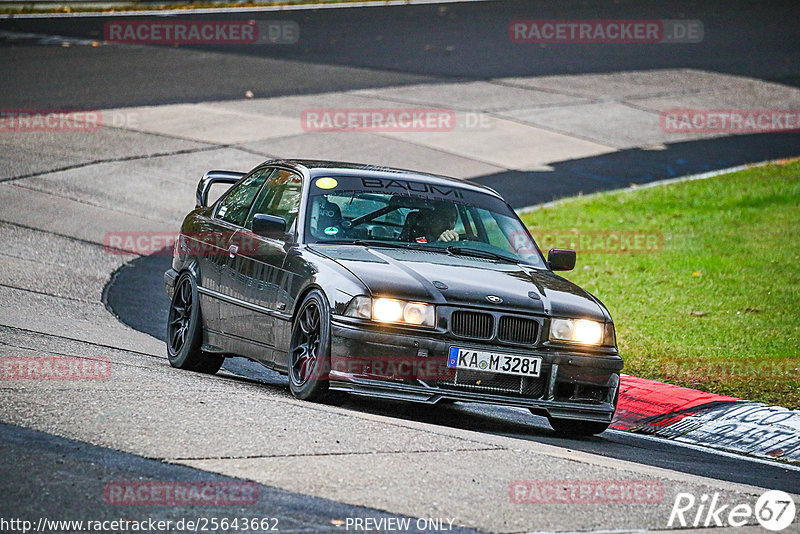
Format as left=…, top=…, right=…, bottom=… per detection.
left=405, top=202, right=459, bottom=243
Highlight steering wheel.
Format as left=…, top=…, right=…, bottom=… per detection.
left=457, top=234, right=481, bottom=242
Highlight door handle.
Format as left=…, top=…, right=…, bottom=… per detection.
left=228, top=245, right=239, bottom=259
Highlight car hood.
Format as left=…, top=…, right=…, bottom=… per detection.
left=310, top=245, right=608, bottom=321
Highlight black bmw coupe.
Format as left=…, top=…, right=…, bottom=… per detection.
left=165, top=160, right=623, bottom=435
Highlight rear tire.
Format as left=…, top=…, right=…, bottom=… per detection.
left=547, top=416, right=610, bottom=436
left=166, top=272, right=224, bottom=374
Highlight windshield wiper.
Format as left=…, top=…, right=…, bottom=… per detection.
left=353, top=240, right=422, bottom=250
left=318, top=239, right=438, bottom=253
left=446, top=246, right=520, bottom=264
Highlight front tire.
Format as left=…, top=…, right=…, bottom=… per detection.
left=288, top=290, right=337, bottom=402
left=166, top=272, right=223, bottom=374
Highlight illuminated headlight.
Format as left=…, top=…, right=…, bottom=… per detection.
left=549, top=318, right=604, bottom=345
left=344, top=296, right=435, bottom=327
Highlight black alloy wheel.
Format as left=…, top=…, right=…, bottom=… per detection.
left=166, top=272, right=224, bottom=374
left=288, top=289, right=338, bottom=402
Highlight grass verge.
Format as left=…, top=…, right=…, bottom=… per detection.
left=520, top=160, right=800, bottom=408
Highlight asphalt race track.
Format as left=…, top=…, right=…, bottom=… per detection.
left=1, top=0, right=799, bottom=108
left=2, top=422, right=478, bottom=533
left=104, top=250, right=800, bottom=495
left=2, top=1, right=800, bottom=532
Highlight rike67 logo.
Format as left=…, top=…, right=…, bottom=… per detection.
left=668, top=490, right=796, bottom=531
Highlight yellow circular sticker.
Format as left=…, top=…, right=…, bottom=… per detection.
left=315, top=177, right=338, bottom=189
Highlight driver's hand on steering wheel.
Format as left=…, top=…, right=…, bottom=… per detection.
left=437, top=229, right=460, bottom=242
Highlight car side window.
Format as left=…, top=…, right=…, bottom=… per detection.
left=245, top=169, right=303, bottom=231
left=214, top=168, right=273, bottom=227
left=459, top=207, right=480, bottom=239
left=478, top=209, right=516, bottom=252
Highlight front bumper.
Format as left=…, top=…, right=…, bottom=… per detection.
left=164, top=268, right=178, bottom=299
left=328, top=319, right=622, bottom=423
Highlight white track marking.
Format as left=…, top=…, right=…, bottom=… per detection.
left=0, top=0, right=494, bottom=19
left=607, top=429, right=800, bottom=474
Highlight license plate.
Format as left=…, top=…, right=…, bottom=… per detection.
left=447, top=347, right=541, bottom=378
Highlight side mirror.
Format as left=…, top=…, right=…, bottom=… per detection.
left=195, top=170, right=245, bottom=208
left=547, top=248, right=576, bottom=271
left=252, top=214, right=287, bottom=240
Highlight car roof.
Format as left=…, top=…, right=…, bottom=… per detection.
left=265, top=159, right=503, bottom=199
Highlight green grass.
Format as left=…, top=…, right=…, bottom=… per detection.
left=520, top=160, right=800, bottom=408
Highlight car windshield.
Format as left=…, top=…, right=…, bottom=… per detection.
left=305, top=175, right=547, bottom=268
